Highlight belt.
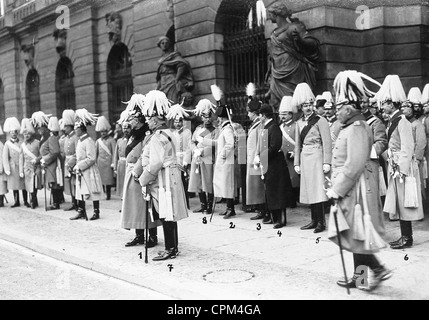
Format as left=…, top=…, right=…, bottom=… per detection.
left=302, top=144, right=322, bottom=150
left=119, top=157, right=126, bottom=161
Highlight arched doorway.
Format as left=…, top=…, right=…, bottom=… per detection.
left=107, top=42, right=133, bottom=124
left=26, top=68, right=41, bottom=117
left=216, top=0, right=269, bottom=128
left=55, top=56, right=76, bottom=117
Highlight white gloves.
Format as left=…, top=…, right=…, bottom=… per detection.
left=5, top=171, right=11, bottom=176
left=20, top=173, right=24, bottom=178
left=193, top=149, right=202, bottom=157
left=196, top=136, right=204, bottom=144
left=323, top=164, right=331, bottom=174
left=253, top=155, right=261, bottom=169
left=326, top=188, right=339, bottom=199
left=294, top=166, right=301, bottom=174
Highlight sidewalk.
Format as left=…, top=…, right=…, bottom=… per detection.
left=0, top=190, right=428, bottom=300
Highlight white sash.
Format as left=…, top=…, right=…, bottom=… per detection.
left=280, top=125, right=296, bottom=146
left=22, top=143, right=37, bottom=161
left=6, top=141, right=21, bottom=154
left=99, top=140, right=112, bottom=156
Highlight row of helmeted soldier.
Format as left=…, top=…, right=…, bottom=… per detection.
left=0, top=110, right=120, bottom=221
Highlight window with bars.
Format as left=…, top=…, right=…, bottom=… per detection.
left=26, top=68, right=40, bottom=117
left=55, top=57, right=76, bottom=117
left=217, top=0, right=269, bottom=129
left=107, top=42, right=133, bottom=124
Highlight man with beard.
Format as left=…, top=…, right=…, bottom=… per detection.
left=121, top=94, right=161, bottom=248
left=139, top=90, right=189, bottom=261
left=376, top=75, right=423, bottom=250
left=327, top=70, right=391, bottom=292
left=293, top=83, right=332, bottom=233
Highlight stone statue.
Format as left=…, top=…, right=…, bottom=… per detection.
left=156, top=36, right=194, bottom=104
left=264, top=1, right=321, bottom=110
left=53, top=28, right=67, bottom=57
left=105, top=12, right=122, bottom=45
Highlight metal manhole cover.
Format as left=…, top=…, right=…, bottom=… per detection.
left=203, top=269, right=255, bottom=283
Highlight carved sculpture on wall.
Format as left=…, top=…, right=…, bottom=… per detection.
left=21, top=44, right=35, bottom=69
left=156, top=35, right=194, bottom=105
left=53, top=28, right=67, bottom=57
left=105, top=11, right=122, bottom=45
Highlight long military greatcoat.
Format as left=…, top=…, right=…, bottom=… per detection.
left=188, top=125, right=218, bottom=194
left=39, top=134, right=60, bottom=188
left=210, top=120, right=236, bottom=199
left=246, top=117, right=265, bottom=205
left=258, top=119, right=293, bottom=210
left=63, top=131, right=78, bottom=196
left=383, top=111, right=424, bottom=221
left=19, top=139, right=42, bottom=192
left=328, top=114, right=385, bottom=254
left=113, top=136, right=128, bottom=197
left=410, top=118, right=427, bottom=199
left=0, top=142, right=9, bottom=195
left=139, top=126, right=189, bottom=222
left=74, top=133, right=104, bottom=201
left=121, top=126, right=161, bottom=230
left=3, top=138, right=25, bottom=190
left=294, top=113, right=332, bottom=204
left=96, top=136, right=116, bottom=186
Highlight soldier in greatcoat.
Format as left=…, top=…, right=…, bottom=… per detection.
left=31, top=112, right=61, bottom=210
left=3, top=117, right=27, bottom=207
left=254, top=104, right=294, bottom=228
left=172, top=113, right=192, bottom=208
left=113, top=113, right=131, bottom=199
left=19, top=119, right=41, bottom=209
left=0, top=124, right=8, bottom=207
left=326, top=70, right=391, bottom=292
left=293, top=83, right=332, bottom=233
left=139, top=90, right=189, bottom=261
left=69, top=109, right=104, bottom=221
left=421, top=83, right=429, bottom=203
left=246, top=99, right=266, bottom=220
left=61, top=110, right=79, bottom=211
left=188, top=99, right=219, bottom=215
left=279, top=96, right=300, bottom=207
left=198, top=100, right=236, bottom=219
left=376, top=75, right=423, bottom=250
left=120, top=94, right=160, bottom=248
left=361, top=98, right=388, bottom=210
left=95, top=116, right=116, bottom=200
left=404, top=88, right=427, bottom=201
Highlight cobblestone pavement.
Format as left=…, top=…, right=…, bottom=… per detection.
left=0, top=190, right=428, bottom=300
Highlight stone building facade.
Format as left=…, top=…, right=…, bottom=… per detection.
left=0, top=0, right=428, bottom=127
